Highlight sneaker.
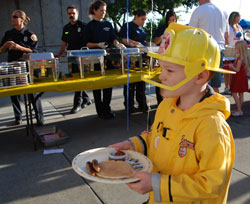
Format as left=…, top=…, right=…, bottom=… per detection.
left=232, top=111, right=243, bottom=116
left=224, top=88, right=231, bottom=95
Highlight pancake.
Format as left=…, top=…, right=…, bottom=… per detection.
left=96, top=160, right=134, bottom=179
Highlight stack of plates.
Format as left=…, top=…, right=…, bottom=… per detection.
left=2, top=78, right=9, bottom=86
left=0, top=67, right=8, bottom=75
left=13, top=66, right=21, bottom=74
left=9, top=77, right=16, bottom=86
left=0, top=79, right=3, bottom=87
left=17, top=75, right=28, bottom=85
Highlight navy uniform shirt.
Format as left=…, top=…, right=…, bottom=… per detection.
left=0, top=27, right=38, bottom=62
left=119, top=21, right=147, bottom=46
left=154, top=24, right=168, bottom=45
left=84, top=19, right=117, bottom=48
left=62, top=20, right=86, bottom=50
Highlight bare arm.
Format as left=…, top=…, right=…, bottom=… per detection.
left=229, top=58, right=242, bottom=72
left=121, top=38, right=140, bottom=47
left=57, top=41, right=67, bottom=57
left=86, top=42, right=99, bottom=48
left=224, top=32, right=229, bottom=45
left=0, top=41, right=33, bottom=53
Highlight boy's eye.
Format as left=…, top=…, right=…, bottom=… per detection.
left=166, top=69, right=173, bottom=73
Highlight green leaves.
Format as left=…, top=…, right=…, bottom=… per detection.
left=106, top=0, right=198, bottom=34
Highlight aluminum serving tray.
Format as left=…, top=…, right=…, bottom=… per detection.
left=28, top=52, right=59, bottom=84
left=67, top=49, right=107, bottom=77
left=120, top=48, right=142, bottom=74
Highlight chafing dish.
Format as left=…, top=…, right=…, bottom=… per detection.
left=28, top=52, right=59, bottom=84
left=105, top=48, right=122, bottom=72
left=120, top=48, right=142, bottom=74
left=67, top=49, right=107, bottom=78
left=138, top=46, right=159, bottom=70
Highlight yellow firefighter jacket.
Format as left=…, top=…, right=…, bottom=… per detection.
left=130, top=92, right=235, bottom=204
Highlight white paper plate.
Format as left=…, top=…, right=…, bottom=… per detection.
left=72, top=147, right=153, bottom=184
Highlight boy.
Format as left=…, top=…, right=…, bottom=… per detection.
left=110, top=23, right=235, bottom=204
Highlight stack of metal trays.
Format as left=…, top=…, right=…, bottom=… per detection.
left=28, top=52, right=59, bottom=84
left=67, top=49, right=107, bottom=78
left=0, top=61, right=29, bottom=89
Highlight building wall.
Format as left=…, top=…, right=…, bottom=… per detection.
left=0, top=0, right=93, bottom=62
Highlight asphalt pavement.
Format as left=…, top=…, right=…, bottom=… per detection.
left=0, top=84, right=249, bottom=204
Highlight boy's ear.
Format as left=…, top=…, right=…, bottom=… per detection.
left=196, top=70, right=210, bottom=84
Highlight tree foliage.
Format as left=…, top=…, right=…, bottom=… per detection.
left=106, top=0, right=198, bottom=33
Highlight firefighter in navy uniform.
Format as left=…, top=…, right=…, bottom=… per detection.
left=57, top=5, right=92, bottom=114
left=120, top=9, right=148, bottom=114
left=85, top=0, right=125, bottom=119
left=0, top=10, right=44, bottom=126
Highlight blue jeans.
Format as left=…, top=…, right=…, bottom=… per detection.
left=209, top=50, right=224, bottom=88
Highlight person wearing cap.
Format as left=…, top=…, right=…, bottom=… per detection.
left=109, top=23, right=235, bottom=204
left=84, top=0, right=125, bottom=119
left=189, top=0, right=228, bottom=93
left=0, top=10, right=44, bottom=126
left=119, top=9, right=148, bottom=114
left=57, top=5, right=92, bottom=114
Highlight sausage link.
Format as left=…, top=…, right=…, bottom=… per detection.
left=86, top=161, right=96, bottom=176
left=92, top=159, right=101, bottom=173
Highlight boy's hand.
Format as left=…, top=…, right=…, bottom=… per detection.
left=108, top=140, right=133, bottom=151
left=127, top=172, right=152, bottom=194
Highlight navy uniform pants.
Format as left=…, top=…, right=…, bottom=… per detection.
left=93, top=63, right=112, bottom=116
left=123, top=81, right=148, bottom=110
left=11, top=94, right=43, bottom=122
left=69, top=57, right=91, bottom=107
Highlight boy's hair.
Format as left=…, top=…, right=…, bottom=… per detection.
left=235, top=40, right=250, bottom=71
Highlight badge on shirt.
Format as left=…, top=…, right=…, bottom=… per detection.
left=78, top=27, right=81, bottom=32
left=30, top=34, right=38, bottom=42
left=23, top=36, right=28, bottom=42
left=103, top=27, right=110, bottom=32
left=178, top=135, right=194, bottom=158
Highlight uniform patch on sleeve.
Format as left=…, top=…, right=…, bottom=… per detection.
left=30, top=34, right=38, bottom=42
